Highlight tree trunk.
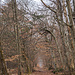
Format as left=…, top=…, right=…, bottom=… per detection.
left=12, top=0, right=22, bottom=74
left=66, top=0, right=75, bottom=51
left=0, top=40, right=9, bottom=75
left=56, top=0, right=70, bottom=70
left=63, top=0, right=75, bottom=70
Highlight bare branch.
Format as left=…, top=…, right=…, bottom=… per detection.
left=41, top=0, right=56, bottom=13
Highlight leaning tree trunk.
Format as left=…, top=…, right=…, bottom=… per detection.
left=45, top=30, right=63, bottom=69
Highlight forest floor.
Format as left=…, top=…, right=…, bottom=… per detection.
left=24, top=70, right=64, bottom=75
left=8, top=65, right=74, bottom=75
left=9, top=70, right=56, bottom=75
left=9, top=67, right=63, bottom=75
left=9, top=68, right=75, bottom=75
left=24, top=67, right=64, bottom=75
left=28, top=71, right=55, bottom=75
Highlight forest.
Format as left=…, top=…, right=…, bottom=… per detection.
left=0, top=0, right=75, bottom=75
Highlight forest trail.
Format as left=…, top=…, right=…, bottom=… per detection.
left=29, top=71, right=55, bottom=75
left=25, top=67, right=56, bottom=75
left=11, top=70, right=57, bottom=75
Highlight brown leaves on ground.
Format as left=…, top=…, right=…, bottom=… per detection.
left=30, top=71, right=55, bottom=75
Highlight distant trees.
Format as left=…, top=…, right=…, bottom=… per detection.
left=0, top=0, right=41, bottom=74
left=41, top=0, right=75, bottom=71
left=0, top=0, right=75, bottom=74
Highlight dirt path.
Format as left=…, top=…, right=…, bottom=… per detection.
left=27, top=67, right=56, bottom=75
left=25, top=70, right=55, bottom=75
left=30, top=71, right=55, bottom=75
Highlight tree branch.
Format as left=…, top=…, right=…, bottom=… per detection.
left=41, top=0, right=56, bottom=13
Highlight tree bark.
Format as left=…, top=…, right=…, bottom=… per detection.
left=66, top=0, right=75, bottom=51
left=12, top=0, right=22, bottom=74
left=56, top=0, right=70, bottom=70
left=63, top=0, right=75, bottom=70
left=0, top=40, right=9, bottom=75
